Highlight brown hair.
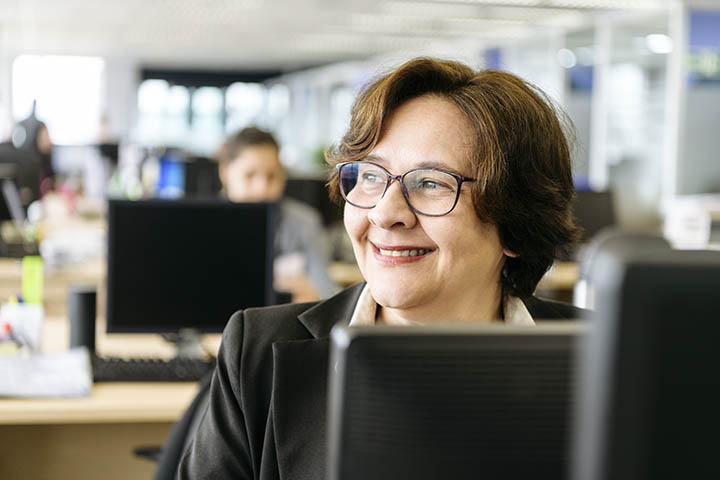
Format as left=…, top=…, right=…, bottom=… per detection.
left=326, top=57, right=580, bottom=298
left=220, top=127, right=279, bottom=164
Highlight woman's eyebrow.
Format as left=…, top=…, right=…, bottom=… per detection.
left=364, top=153, right=386, bottom=164
left=363, top=155, right=469, bottom=177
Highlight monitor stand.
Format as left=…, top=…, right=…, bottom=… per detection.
left=162, top=328, right=206, bottom=359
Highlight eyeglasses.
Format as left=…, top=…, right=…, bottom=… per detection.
left=336, top=161, right=476, bottom=216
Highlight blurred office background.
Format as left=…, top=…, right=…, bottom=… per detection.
left=0, top=1, right=719, bottom=478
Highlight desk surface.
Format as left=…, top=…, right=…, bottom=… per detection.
left=0, top=314, right=221, bottom=426
left=0, top=382, right=200, bottom=425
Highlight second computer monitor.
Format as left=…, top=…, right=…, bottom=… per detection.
left=573, top=249, right=720, bottom=480
left=106, top=199, right=276, bottom=333
left=328, top=324, right=581, bottom=480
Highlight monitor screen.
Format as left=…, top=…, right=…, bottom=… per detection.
left=572, top=190, right=616, bottom=243
left=184, top=156, right=221, bottom=198
left=573, top=249, right=720, bottom=480
left=284, top=177, right=342, bottom=226
left=106, top=199, right=276, bottom=333
left=328, top=323, right=581, bottom=480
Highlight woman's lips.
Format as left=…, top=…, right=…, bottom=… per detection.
left=371, top=243, right=436, bottom=264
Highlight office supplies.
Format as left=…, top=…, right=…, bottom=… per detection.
left=572, top=249, right=720, bottom=480
left=0, top=347, right=92, bottom=397
left=106, top=199, right=276, bottom=358
left=0, top=300, right=43, bottom=350
left=92, top=355, right=215, bottom=382
left=21, top=255, right=43, bottom=304
left=327, top=323, right=581, bottom=480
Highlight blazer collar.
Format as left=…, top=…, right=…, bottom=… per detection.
left=297, top=282, right=365, bottom=338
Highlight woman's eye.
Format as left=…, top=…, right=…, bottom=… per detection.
left=417, top=179, right=451, bottom=190
left=361, top=172, right=383, bottom=184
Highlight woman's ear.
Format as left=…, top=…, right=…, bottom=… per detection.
left=503, top=249, right=519, bottom=258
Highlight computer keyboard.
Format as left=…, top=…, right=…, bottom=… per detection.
left=91, top=355, right=215, bottom=382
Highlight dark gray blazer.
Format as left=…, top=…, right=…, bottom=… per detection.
left=177, top=283, right=585, bottom=480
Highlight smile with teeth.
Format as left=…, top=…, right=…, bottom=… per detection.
left=378, top=248, right=433, bottom=257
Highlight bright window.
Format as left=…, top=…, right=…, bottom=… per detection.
left=12, top=55, right=105, bottom=145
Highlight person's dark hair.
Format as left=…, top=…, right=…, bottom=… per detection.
left=221, top=127, right=279, bottom=163
left=326, top=57, right=580, bottom=298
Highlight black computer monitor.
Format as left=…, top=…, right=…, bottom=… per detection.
left=327, top=324, right=581, bottom=480
left=106, top=199, right=277, bottom=334
left=184, top=156, right=221, bottom=198
left=284, top=177, right=342, bottom=226
left=572, top=249, right=720, bottom=480
left=572, top=190, right=616, bottom=243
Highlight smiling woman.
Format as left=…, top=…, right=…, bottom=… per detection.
left=178, top=57, right=586, bottom=480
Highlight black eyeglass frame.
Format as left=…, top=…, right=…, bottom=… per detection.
left=336, top=161, right=477, bottom=217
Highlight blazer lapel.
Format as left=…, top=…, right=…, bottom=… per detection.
left=270, top=283, right=365, bottom=480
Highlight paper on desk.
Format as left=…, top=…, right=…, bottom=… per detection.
left=0, top=347, right=92, bottom=398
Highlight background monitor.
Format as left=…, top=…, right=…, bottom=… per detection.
left=572, top=190, right=617, bottom=244
left=573, top=248, right=720, bottom=480
left=284, top=177, right=342, bottom=226
left=184, top=156, right=221, bottom=198
left=106, top=199, right=277, bottom=334
left=328, top=324, right=581, bottom=480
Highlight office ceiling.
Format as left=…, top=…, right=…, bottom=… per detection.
left=0, top=0, right=670, bottom=71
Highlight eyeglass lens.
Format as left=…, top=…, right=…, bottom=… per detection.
left=339, top=162, right=460, bottom=215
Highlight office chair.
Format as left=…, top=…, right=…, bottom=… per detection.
left=134, top=372, right=213, bottom=480
left=573, top=228, right=671, bottom=309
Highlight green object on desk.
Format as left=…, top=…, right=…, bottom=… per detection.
left=21, top=256, right=43, bottom=304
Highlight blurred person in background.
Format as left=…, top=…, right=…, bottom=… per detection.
left=11, top=100, right=55, bottom=199
left=219, top=127, right=339, bottom=302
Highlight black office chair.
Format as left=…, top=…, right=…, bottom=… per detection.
left=134, top=372, right=213, bottom=480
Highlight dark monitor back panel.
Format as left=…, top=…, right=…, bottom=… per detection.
left=576, top=250, right=720, bottom=480
left=184, top=156, right=221, bottom=198
left=328, top=324, right=581, bottom=480
left=106, top=199, right=276, bottom=333
left=284, top=177, right=342, bottom=226
left=573, top=190, right=616, bottom=243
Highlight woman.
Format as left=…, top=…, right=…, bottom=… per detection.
left=178, top=57, right=583, bottom=479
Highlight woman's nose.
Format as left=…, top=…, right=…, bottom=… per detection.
left=367, top=180, right=417, bottom=230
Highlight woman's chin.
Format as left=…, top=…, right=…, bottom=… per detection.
left=370, top=283, right=430, bottom=311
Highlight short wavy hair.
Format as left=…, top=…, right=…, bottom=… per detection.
left=326, top=57, right=580, bottom=298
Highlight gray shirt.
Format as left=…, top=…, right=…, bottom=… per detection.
left=274, top=198, right=339, bottom=298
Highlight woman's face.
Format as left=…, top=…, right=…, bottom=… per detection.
left=221, top=145, right=285, bottom=203
left=344, top=95, right=512, bottom=322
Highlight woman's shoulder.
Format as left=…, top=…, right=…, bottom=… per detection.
left=222, top=283, right=366, bottom=346
left=223, top=300, right=321, bottom=345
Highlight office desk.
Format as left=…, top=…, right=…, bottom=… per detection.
left=0, top=384, right=199, bottom=480
left=0, top=316, right=221, bottom=480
